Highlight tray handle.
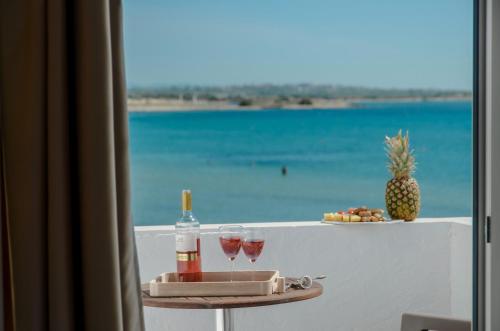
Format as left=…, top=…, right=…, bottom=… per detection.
left=275, top=277, right=286, bottom=293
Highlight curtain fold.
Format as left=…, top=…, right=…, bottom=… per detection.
left=0, top=0, right=145, bottom=330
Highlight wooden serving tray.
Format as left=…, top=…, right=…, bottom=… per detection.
left=149, top=270, right=286, bottom=297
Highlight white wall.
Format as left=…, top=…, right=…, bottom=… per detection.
left=449, top=219, right=473, bottom=319
left=135, top=218, right=472, bottom=331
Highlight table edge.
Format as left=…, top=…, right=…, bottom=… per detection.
left=142, top=281, right=323, bottom=309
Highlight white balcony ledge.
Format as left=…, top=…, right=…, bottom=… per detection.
left=135, top=218, right=472, bottom=331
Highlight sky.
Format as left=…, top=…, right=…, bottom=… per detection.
left=123, top=0, right=473, bottom=90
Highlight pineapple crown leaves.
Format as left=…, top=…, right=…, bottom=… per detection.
left=384, top=129, right=416, bottom=178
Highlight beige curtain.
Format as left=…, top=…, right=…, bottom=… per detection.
left=0, top=0, right=144, bottom=330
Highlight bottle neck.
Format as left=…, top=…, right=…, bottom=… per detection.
left=182, top=210, right=193, bottom=218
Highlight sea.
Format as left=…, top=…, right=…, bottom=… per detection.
left=129, top=101, right=472, bottom=226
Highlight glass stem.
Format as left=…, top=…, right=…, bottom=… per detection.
left=230, top=258, right=235, bottom=282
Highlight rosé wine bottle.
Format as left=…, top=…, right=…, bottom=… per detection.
left=175, top=190, right=202, bottom=282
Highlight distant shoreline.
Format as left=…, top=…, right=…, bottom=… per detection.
left=127, top=96, right=471, bottom=113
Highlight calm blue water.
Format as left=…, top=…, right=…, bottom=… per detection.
left=129, top=101, right=472, bottom=226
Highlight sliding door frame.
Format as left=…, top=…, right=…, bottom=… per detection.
left=474, top=0, right=500, bottom=330
left=473, top=0, right=486, bottom=330
left=482, top=0, right=500, bottom=330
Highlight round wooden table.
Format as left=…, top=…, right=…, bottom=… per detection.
left=142, top=277, right=323, bottom=331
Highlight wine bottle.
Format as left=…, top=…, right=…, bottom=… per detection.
left=175, top=190, right=202, bottom=282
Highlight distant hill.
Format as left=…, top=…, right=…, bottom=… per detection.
left=128, top=84, right=471, bottom=100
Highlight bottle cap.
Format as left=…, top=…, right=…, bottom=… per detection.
left=182, top=190, right=192, bottom=211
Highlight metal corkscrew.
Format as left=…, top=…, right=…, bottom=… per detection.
left=286, top=275, right=326, bottom=290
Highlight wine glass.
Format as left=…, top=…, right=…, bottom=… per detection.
left=242, top=228, right=265, bottom=264
left=218, top=225, right=244, bottom=281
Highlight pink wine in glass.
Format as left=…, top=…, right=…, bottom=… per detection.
left=242, top=239, right=265, bottom=263
left=219, top=236, right=242, bottom=260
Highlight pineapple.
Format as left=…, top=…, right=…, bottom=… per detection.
left=385, top=130, right=420, bottom=221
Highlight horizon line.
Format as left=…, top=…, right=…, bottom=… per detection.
left=127, top=83, right=472, bottom=92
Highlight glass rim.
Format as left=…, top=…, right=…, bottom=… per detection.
left=218, top=224, right=244, bottom=231
left=243, top=227, right=264, bottom=240
left=218, top=225, right=245, bottom=237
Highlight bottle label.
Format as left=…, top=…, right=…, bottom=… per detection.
left=176, top=233, right=198, bottom=252
left=176, top=252, right=198, bottom=261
